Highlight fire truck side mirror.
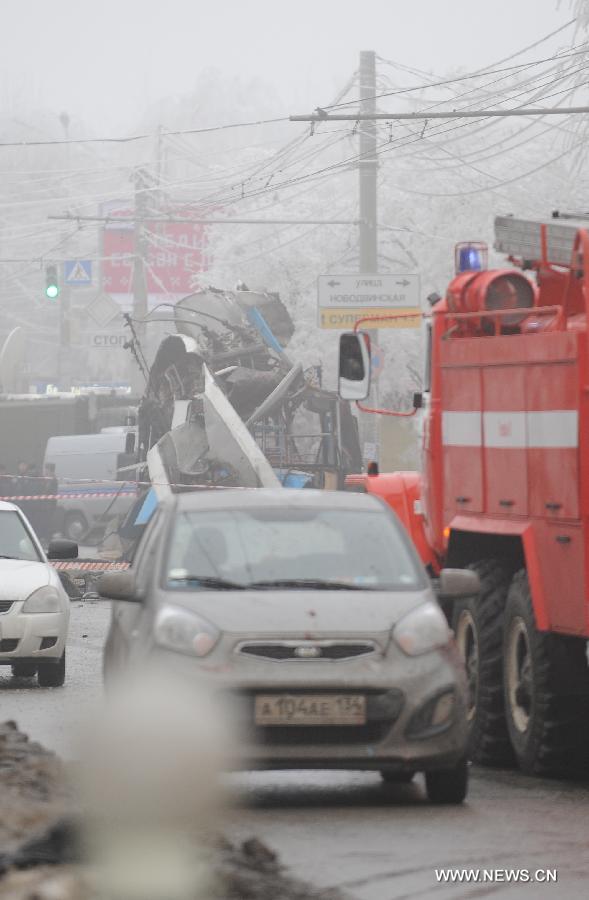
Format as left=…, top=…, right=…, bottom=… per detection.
left=338, top=332, right=371, bottom=402
left=438, top=568, right=480, bottom=599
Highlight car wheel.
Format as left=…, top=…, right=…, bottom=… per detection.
left=380, top=771, right=415, bottom=784
left=451, top=559, right=514, bottom=767
left=11, top=662, right=37, bottom=678
left=37, top=652, right=66, bottom=688
left=503, top=570, right=589, bottom=777
left=64, top=512, right=88, bottom=542
left=425, top=758, right=468, bottom=804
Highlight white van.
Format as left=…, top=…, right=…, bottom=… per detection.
left=43, top=432, right=137, bottom=542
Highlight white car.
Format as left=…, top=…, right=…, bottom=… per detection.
left=0, top=501, right=77, bottom=687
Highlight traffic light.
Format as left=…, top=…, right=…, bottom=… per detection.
left=45, top=265, right=59, bottom=300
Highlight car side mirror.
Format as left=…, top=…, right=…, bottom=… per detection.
left=412, top=391, right=423, bottom=409
left=338, top=331, right=371, bottom=401
left=438, top=568, right=480, bottom=599
left=47, top=539, right=78, bottom=560
left=98, top=570, right=144, bottom=602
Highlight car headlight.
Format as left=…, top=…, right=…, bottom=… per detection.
left=393, top=601, right=450, bottom=656
left=154, top=606, right=220, bottom=658
left=22, top=586, right=62, bottom=614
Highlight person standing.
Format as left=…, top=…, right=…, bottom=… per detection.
left=42, top=463, right=59, bottom=544
left=25, top=463, right=43, bottom=537
left=0, top=465, right=13, bottom=498
left=13, top=461, right=32, bottom=521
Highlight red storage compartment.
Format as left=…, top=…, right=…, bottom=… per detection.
left=535, top=523, right=586, bottom=634
left=441, top=367, right=483, bottom=515
left=526, top=363, right=579, bottom=520
left=482, top=367, right=528, bottom=516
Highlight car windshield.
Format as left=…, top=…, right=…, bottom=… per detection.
left=0, top=511, right=41, bottom=562
left=164, top=507, right=424, bottom=591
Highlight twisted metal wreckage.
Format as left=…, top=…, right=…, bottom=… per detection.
left=132, top=287, right=363, bottom=494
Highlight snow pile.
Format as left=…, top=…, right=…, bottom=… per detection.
left=0, top=717, right=346, bottom=900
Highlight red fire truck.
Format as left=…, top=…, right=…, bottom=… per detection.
left=338, top=215, right=589, bottom=776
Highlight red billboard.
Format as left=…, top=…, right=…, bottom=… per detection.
left=101, top=205, right=207, bottom=295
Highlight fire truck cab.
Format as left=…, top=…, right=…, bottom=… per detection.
left=339, top=215, right=589, bottom=777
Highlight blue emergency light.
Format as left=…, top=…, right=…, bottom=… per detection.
left=455, top=241, right=488, bottom=274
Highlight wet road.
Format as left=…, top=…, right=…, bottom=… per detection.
left=2, top=602, right=588, bottom=899
left=228, top=768, right=589, bottom=898
left=0, top=599, right=108, bottom=758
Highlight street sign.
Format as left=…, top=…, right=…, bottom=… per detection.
left=319, top=307, right=422, bottom=330
left=101, top=201, right=207, bottom=295
left=318, top=274, right=421, bottom=329
left=88, top=333, right=127, bottom=350
left=86, top=292, right=121, bottom=327
left=64, top=259, right=92, bottom=285
left=318, top=273, right=420, bottom=309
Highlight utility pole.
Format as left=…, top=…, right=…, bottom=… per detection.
left=57, top=284, right=71, bottom=389
left=132, top=168, right=150, bottom=336
left=359, top=50, right=378, bottom=273
left=283, top=53, right=381, bottom=461
left=358, top=50, right=379, bottom=463
left=130, top=168, right=151, bottom=391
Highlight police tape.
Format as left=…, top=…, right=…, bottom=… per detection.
left=0, top=491, right=138, bottom=501
left=344, top=474, right=365, bottom=485
left=2, top=473, right=233, bottom=491
left=51, top=560, right=131, bottom=571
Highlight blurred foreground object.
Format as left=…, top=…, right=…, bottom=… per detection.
left=78, top=668, right=229, bottom=900
left=0, top=867, right=84, bottom=899
left=0, top=719, right=344, bottom=899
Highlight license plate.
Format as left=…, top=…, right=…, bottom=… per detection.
left=254, top=694, right=366, bottom=726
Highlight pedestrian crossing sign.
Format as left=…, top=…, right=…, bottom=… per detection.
left=65, top=259, right=92, bottom=285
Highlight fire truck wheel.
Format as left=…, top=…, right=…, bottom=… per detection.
left=452, top=560, right=514, bottom=767
left=503, top=570, right=589, bottom=777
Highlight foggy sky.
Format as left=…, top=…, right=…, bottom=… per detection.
left=0, top=0, right=572, bottom=134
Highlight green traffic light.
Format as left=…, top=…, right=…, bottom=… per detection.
left=45, top=264, right=59, bottom=299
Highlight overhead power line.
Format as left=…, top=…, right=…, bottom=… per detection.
left=376, top=18, right=576, bottom=81
left=0, top=116, right=290, bottom=149
left=326, top=38, right=587, bottom=110
left=47, top=215, right=359, bottom=226
left=291, top=106, right=589, bottom=122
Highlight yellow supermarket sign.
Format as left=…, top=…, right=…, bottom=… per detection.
left=318, top=307, right=422, bottom=329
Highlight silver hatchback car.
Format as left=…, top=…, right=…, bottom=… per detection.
left=100, top=489, right=475, bottom=803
